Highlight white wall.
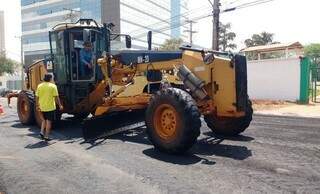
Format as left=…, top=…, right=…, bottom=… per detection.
left=0, top=76, right=8, bottom=89
left=0, top=73, right=22, bottom=90
left=247, top=58, right=301, bottom=101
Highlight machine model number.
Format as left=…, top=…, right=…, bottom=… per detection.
left=137, top=55, right=150, bottom=63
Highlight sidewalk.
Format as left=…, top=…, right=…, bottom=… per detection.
left=253, top=100, right=320, bottom=118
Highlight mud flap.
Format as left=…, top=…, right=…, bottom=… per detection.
left=82, top=110, right=146, bottom=141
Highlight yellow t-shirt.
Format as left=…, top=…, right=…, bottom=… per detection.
left=35, top=82, right=59, bottom=112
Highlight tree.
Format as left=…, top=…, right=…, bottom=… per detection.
left=219, top=23, right=237, bottom=51
left=160, top=38, right=184, bottom=51
left=304, top=43, right=320, bottom=65
left=0, top=56, right=19, bottom=76
left=244, top=32, right=276, bottom=47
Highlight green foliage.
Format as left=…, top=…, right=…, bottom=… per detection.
left=219, top=23, right=237, bottom=51
left=244, top=32, right=276, bottom=47
left=160, top=38, right=184, bottom=51
left=304, top=43, right=320, bottom=64
left=0, top=56, right=19, bottom=76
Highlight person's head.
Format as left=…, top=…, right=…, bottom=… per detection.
left=83, top=41, right=92, bottom=51
left=43, top=74, right=52, bottom=82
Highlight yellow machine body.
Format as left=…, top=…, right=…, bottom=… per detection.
left=14, top=19, right=252, bottom=153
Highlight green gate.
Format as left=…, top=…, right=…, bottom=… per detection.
left=310, top=66, right=320, bottom=103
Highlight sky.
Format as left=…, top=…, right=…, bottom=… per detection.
left=0, top=0, right=320, bottom=61
left=190, top=0, right=320, bottom=49
left=0, top=0, right=21, bottom=61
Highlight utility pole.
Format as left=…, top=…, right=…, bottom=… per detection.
left=184, top=20, right=197, bottom=46
left=208, top=0, right=220, bottom=51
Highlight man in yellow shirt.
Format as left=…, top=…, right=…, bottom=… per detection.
left=35, top=74, right=63, bottom=141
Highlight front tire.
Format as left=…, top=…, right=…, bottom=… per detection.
left=145, top=88, right=201, bottom=154
left=204, top=100, right=253, bottom=136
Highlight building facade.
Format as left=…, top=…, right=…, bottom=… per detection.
left=0, top=10, right=5, bottom=57
left=21, top=0, right=188, bottom=65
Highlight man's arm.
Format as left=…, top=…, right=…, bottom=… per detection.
left=53, top=85, right=63, bottom=111
left=35, top=86, right=40, bottom=111
left=35, top=96, right=40, bottom=111
left=55, top=97, right=63, bottom=111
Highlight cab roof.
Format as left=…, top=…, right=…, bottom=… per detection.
left=52, top=19, right=102, bottom=31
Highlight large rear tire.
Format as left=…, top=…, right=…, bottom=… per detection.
left=145, top=88, right=201, bottom=154
left=17, top=91, right=35, bottom=125
left=204, top=100, right=253, bottom=136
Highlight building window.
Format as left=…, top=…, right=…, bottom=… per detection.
left=260, top=50, right=286, bottom=60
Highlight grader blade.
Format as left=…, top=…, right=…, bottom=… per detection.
left=82, top=110, right=145, bottom=141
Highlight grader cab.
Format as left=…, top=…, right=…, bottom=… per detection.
left=16, top=19, right=252, bottom=153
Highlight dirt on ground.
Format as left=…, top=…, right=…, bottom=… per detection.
left=253, top=99, right=320, bottom=118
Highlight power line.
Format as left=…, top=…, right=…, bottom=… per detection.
left=127, top=5, right=211, bottom=35
left=132, top=13, right=212, bottom=39
left=227, top=0, right=242, bottom=5
left=184, top=20, right=198, bottom=46
left=223, top=0, right=276, bottom=12
left=130, top=0, right=276, bottom=47
left=236, top=0, right=276, bottom=9
left=130, top=13, right=212, bottom=44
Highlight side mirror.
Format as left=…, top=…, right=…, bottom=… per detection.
left=125, top=35, right=132, bottom=49
left=147, top=31, right=152, bottom=50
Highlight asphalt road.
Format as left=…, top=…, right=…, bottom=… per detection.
left=0, top=99, right=320, bottom=194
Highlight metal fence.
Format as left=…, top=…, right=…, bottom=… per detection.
left=310, top=67, right=320, bottom=103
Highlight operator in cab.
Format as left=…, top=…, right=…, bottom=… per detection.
left=79, top=41, right=94, bottom=79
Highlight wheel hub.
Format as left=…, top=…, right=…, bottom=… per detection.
left=154, top=104, right=179, bottom=140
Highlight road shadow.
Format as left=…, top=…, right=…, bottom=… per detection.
left=10, top=114, right=252, bottom=163
left=84, top=124, right=252, bottom=163
left=82, top=127, right=149, bottom=150
left=143, top=148, right=214, bottom=165
left=202, top=131, right=255, bottom=142
left=0, top=120, right=20, bottom=125
left=191, top=136, right=252, bottom=160
left=25, top=141, right=56, bottom=149
left=142, top=135, right=252, bottom=165
left=53, top=119, right=83, bottom=140
left=11, top=123, right=28, bottom=129
left=110, top=127, right=151, bottom=145
left=11, top=117, right=84, bottom=142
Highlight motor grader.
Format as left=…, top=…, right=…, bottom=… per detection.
left=15, top=19, right=252, bottom=153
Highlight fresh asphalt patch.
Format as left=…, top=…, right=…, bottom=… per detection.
left=0, top=103, right=320, bottom=193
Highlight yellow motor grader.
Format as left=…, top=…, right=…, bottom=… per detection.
left=15, top=19, right=252, bottom=153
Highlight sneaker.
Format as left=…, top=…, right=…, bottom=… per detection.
left=44, top=137, right=52, bottom=141
left=39, top=133, right=44, bottom=140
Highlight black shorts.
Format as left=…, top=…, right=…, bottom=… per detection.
left=42, top=111, right=55, bottom=121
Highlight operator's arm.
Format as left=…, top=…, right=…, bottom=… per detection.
left=80, top=49, right=91, bottom=66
